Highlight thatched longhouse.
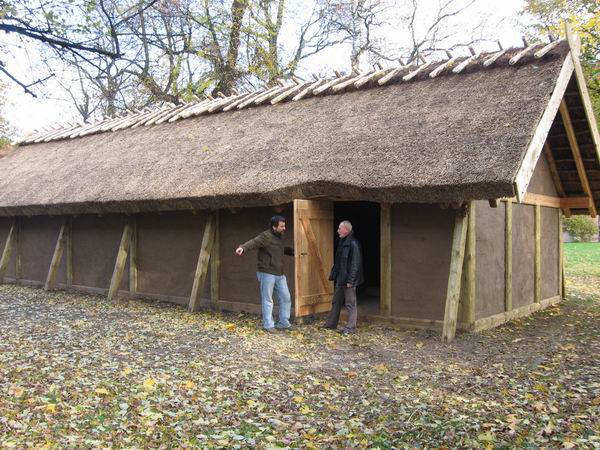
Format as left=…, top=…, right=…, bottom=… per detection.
left=0, top=27, right=598, bottom=341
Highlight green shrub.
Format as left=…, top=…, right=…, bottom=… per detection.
left=563, top=215, right=598, bottom=242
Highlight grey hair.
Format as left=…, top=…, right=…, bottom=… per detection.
left=340, top=220, right=353, bottom=232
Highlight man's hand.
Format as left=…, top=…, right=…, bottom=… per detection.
left=235, top=247, right=244, bottom=256
left=346, top=283, right=353, bottom=288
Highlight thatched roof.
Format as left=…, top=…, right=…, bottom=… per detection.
left=0, top=39, right=598, bottom=216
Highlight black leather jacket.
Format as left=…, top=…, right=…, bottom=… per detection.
left=329, top=233, right=364, bottom=287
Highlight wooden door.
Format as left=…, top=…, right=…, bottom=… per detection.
left=294, top=199, right=334, bottom=317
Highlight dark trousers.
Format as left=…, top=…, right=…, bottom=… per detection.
left=324, top=284, right=357, bottom=330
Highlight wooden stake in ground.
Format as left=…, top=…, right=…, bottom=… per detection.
left=108, top=223, right=133, bottom=301
left=189, top=213, right=216, bottom=312
left=44, top=220, right=68, bottom=291
left=442, top=205, right=469, bottom=343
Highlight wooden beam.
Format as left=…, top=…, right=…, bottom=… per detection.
left=558, top=211, right=564, bottom=298
left=107, top=223, right=133, bottom=301
left=505, top=200, right=513, bottom=311
left=566, top=24, right=600, bottom=174
left=380, top=203, right=392, bottom=317
left=534, top=204, right=541, bottom=303
left=210, top=211, right=220, bottom=304
left=66, top=216, right=73, bottom=288
left=15, top=218, right=21, bottom=281
left=514, top=54, right=574, bottom=200
left=543, top=141, right=571, bottom=216
left=129, top=216, right=137, bottom=293
left=543, top=142, right=566, bottom=195
left=189, top=213, right=216, bottom=312
left=522, top=193, right=561, bottom=208
left=559, top=99, right=597, bottom=217
left=442, top=206, right=469, bottom=343
left=471, top=295, right=561, bottom=332
left=459, top=201, right=476, bottom=325
left=44, top=220, right=68, bottom=291
left=0, top=221, right=16, bottom=283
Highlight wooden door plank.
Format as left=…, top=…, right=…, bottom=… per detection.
left=300, top=217, right=331, bottom=294
left=189, top=213, right=216, bottom=312
left=442, top=207, right=469, bottom=343
left=108, top=223, right=133, bottom=301
left=44, top=221, right=68, bottom=291
left=380, top=203, right=392, bottom=317
left=0, top=222, right=16, bottom=283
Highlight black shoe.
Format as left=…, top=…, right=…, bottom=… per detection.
left=276, top=325, right=294, bottom=331
left=339, top=328, right=356, bottom=335
left=264, top=327, right=278, bottom=334
left=319, top=325, right=336, bottom=330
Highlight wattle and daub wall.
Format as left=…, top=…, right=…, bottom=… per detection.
left=0, top=206, right=295, bottom=314
left=0, top=157, right=560, bottom=327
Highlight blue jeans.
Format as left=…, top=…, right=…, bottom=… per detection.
left=257, top=272, right=292, bottom=329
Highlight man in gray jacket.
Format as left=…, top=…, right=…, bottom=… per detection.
left=322, top=220, right=364, bottom=334
left=236, top=216, right=294, bottom=332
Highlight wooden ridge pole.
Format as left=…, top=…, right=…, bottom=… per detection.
left=108, top=223, right=133, bottom=301
left=0, top=221, right=17, bottom=283
left=505, top=200, right=513, bottom=311
left=44, top=220, right=69, bottom=290
left=380, top=203, right=392, bottom=317
left=189, top=213, right=216, bottom=312
left=442, top=204, right=469, bottom=343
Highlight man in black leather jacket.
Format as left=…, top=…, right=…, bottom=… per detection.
left=322, top=220, right=364, bottom=334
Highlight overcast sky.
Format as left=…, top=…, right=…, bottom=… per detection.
left=3, top=0, right=531, bottom=137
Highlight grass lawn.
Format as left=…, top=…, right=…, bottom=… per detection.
left=0, top=245, right=598, bottom=449
left=565, top=242, right=600, bottom=278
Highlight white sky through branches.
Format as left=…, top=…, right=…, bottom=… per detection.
left=4, top=0, right=530, bottom=137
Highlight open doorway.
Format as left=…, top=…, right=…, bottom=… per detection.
left=333, top=201, right=381, bottom=316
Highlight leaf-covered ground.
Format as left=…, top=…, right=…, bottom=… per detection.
left=1, top=244, right=599, bottom=449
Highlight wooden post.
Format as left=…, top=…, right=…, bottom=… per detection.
left=66, top=216, right=73, bottom=288
left=210, top=211, right=220, bottom=305
left=107, top=223, right=133, bottom=301
left=534, top=204, right=541, bottom=303
left=380, top=203, right=392, bottom=317
left=558, top=211, right=564, bottom=298
left=459, top=201, right=476, bottom=326
left=442, top=205, right=469, bottom=343
left=129, top=216, right=137, bottom=294
left=44, top=220, right=68, bottom=291
left=505, top=200, right=513, bottom=311
left=0, top=221, right=16, bottom=283
left=189, top=213, right=216, bottom=312
left=15, top=218, right=21, bottom=281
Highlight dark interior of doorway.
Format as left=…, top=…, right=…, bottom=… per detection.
left=333, top=201, right=380, bottom=316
